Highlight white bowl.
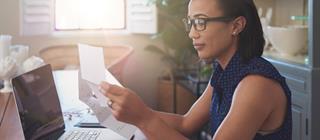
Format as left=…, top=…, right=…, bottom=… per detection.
left=267, top=25, right=308, bottom=56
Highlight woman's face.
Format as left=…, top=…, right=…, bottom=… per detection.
left=188, top=0, right=235, bottom=60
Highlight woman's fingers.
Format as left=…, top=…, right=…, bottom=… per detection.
left=100, top=82, right=132, bottom=102
left=108, top=100, right=128, bottom=122
left=108, top=100, right=120, bottom=110
left=99, top=81, right=125, bottom=96
left=99, top=82, right=150, bottom=125
left=99, top=81, right=129, bottom=109
left=110, top=103, right=129, bottom=123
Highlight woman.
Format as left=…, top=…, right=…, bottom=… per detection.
left=99, top=0, right=292, bottom=139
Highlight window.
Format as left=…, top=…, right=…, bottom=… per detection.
left=20, top=0, right=157, bottom=35
left=55, top=0, right=125, bottom=30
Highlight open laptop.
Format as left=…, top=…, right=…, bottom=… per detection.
left=11, top=64, right=126, bottom=140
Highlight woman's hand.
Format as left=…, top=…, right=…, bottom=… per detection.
left=99, top=82, right=190, bottom=140
left=99, top=81, right=154, bottom=127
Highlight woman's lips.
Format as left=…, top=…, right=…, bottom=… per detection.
left=193, top=43, right=205, bottom=50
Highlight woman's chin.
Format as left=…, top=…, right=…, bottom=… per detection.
left=198, top=52, right=211, bottom=60
left=198, top=52, right=217, bottom=61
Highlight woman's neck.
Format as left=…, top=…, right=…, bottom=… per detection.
left=216, top=45, right=237, bottom=70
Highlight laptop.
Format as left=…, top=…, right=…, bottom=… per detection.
left=11, top=64, right=126, bottom=140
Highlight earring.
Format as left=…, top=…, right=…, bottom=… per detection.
left=233, top=31, right=237, bottom=35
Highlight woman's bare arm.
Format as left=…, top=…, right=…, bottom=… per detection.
left=155, top=83, right=213, bottom=136
left=212, top=75, right=287, bottom=140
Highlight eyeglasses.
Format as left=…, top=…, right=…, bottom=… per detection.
left=182, top=16, right=235, bottom=32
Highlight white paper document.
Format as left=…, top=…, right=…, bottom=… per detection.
left=77, top=43, right=137, bottom=139
left=78, top=43, right=105, bottom=85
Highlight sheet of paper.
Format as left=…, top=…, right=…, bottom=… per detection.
left=78, top=43, right=105, bottom=85
left=105, top=69, right=122, bottom=87
left=78, top=43, right=109, bottom=106
left=87, top=81, right=109, bottom=107
left=78, top=72, right=137, bottom=139
left=77, top=44, right=137, bottom=139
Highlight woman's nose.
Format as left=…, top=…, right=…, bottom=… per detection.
left=188, top=26, right=200, bottom=39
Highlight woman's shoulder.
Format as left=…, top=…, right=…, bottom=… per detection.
left=240, top=56, right=284, bottom=83
left=246, top=56, right=275, bottom=70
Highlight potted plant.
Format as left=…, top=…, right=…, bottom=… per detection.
left=145, top=0, right=212, bottom=114
left=145, top=0, right=197, bottom=80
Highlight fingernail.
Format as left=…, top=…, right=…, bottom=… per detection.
left=98, top=86, right=107, bottom=94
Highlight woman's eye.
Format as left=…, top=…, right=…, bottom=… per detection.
left=196, top=19, right=205, bottom=25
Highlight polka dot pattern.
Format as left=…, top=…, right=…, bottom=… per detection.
left=209, top=51, right=292, bottom=140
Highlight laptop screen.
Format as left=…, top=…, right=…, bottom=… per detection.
left=12, top=64, right=65, bottom=140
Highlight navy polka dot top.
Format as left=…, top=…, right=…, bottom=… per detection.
left=209, top=51, right=292, bottom=140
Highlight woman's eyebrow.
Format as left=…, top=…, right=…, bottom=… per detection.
left=193, top=13, right=209, bottom=17
left=188, top=13, right=209, bottom=18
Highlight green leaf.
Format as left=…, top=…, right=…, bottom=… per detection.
left=147, top=0, right=198, bottom=71
left=200, top=65, right=213, bottom=77
left=145, top=45, right=165, bottom=54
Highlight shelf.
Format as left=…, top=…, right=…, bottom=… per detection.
left=263, top=47, right=308, bottom=66
left=255, top=0, right=310, bottom=68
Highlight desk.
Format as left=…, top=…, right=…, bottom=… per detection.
left=0, top=92, right=23, bottom=140
left=0, top=70, right=126, bottom=140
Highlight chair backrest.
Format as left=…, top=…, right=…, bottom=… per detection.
left=39, top=45, right=79, bottom=70
left=38, top=44, right=134, bottom=82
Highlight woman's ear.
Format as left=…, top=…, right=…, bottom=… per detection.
left=231, top=16, right=246, bottom=36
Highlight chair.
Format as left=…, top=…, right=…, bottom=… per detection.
left=38, top=44, right=134, bottom=82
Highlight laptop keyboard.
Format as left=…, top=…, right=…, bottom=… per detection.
left=65, top=130, right=101, bottom=140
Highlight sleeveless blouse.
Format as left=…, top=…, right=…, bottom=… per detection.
left=209, top=52, right=292, bottom=140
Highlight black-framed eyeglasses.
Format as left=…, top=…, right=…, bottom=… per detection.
left=182, top=16, right=235, bottom=32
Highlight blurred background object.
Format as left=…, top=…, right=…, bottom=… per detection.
left=0, top=56, right=17, bottom=93
left=267, top=25, right=308, bottom=56
left=0, top=35, right=12, bottom=60
left=21, top=56, right=45, bottom=73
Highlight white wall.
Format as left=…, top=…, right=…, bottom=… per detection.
left=0, top=0, right=166, bottom=108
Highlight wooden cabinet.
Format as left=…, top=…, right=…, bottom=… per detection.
left=292, top=93, right=308, bottom=140
left=157, top=79, right=197, bottom=115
